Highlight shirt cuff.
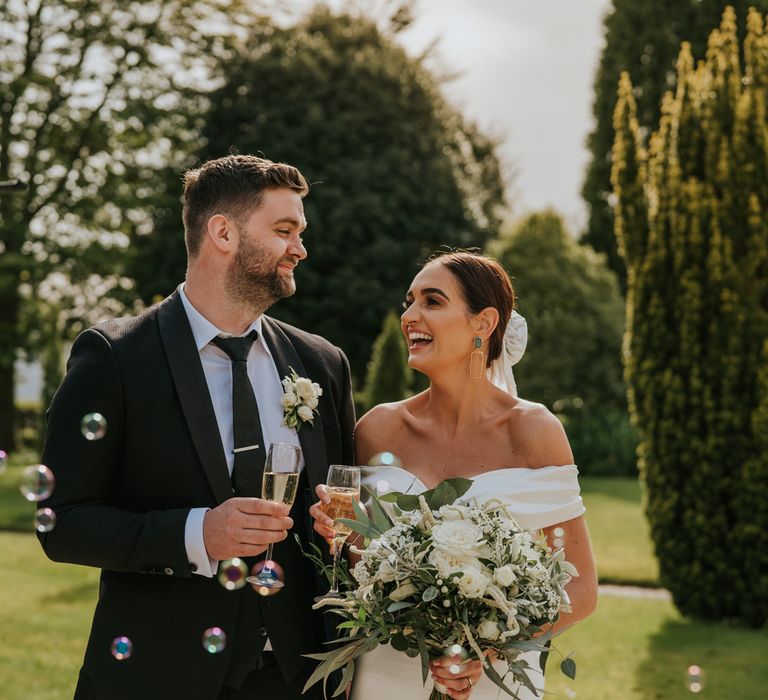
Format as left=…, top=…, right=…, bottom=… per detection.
left=184, top=507, right=218, bottom=578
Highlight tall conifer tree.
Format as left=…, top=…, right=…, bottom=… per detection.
left=582, top=0, right=768, bottom=289
left=613, top=7, right=768, bottom=625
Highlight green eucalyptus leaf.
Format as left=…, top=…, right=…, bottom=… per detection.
left=352, top=498, right=370, bottom=526
left=427, top=480, right=457, bottom=509
left=561, top=657, right=576, bottom=680
left=390, top=633, right=409, bottom=652
left=387, top=601, right=415, bottom=612
left=396, top=494, right=420, bottom=510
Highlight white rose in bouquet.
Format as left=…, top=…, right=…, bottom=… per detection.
left=456, top=564, right=491, bottom=599
left=281, top=391, right=298, bottom=409
left=493, top=564, right=517, bottom=587
left=477, top=619, right=500, bottom=641
left=431, top=520, right=484, bottom=555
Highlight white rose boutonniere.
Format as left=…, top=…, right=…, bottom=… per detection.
left=281, top=367, right=322, bottom=429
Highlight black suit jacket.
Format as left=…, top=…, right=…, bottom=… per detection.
left=38, top=290, right=355, bottom=699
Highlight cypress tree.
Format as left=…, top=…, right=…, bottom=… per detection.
left=613, top=7, right=768, bottom=625
left=363, top=311, right=412, bottom=411
left=582, top=0, right=768, bottom=289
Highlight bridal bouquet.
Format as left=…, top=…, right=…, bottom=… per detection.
left=301, top=478, right=578, bottom=699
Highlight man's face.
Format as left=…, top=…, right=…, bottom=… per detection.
left=225, top=187, right=308, bottom=311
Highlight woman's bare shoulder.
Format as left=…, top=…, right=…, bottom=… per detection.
left=506, top=398, right=574, bottom=467
left=355, top=393, right=426, bottom=462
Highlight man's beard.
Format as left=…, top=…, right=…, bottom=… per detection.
left=225, top=237, right=297, bottom=312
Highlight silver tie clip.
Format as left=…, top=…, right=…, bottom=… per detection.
left=232, top=444, right=260, bottom=454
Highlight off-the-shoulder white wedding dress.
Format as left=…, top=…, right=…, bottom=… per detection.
left=351, top=465, right=586, bottom=700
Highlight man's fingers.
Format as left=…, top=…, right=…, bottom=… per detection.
left=237, top=514, right=293, bottom=532
left=315, top=483, right=330, bottom=503
left=235, top=497, right=290, bottom=516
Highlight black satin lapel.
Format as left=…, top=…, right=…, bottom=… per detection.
left=260, top=317, right=328, bottom=491
left=157, top=291, right=233, bottom=504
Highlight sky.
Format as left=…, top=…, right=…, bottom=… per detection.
left=397, top=0, right=613, bottom=231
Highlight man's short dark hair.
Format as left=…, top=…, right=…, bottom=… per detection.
left=182, top=154, right=309, bottom=259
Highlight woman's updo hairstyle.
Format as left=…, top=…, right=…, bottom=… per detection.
left=425, top=250, right=516, bottom=367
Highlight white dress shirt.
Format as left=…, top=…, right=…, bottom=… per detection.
left=179, top=284, right=304, bottom=579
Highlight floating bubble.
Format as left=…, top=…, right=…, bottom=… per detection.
left=81, top=412, right=107, bottom=441
left=111, top=636, right=133, bottom=660
left=35, top=507, right=57, bottom=533
left=202, top=627, right=227, bottom=654
left=19, top=464, right=55, bottom=501
left=553, top=538, right=565, bottom=549
left=247, top=560, right=286, bottom=597
left=442, top=644, right=469, bottom=674
left=685, top=665, right=706, bottom=693
left=369, top=452, right=403, bottom=468
left=218, top=558, right=249, bottom=591
left=553, top=527, right=565, bottom=538
left=564, top=688, right=577, bottom=699
left=375, top=479, right=390, bottom=493
left=0, top=449, right=7, bottom=474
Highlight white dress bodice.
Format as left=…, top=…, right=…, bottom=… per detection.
left=351, top=465, right=586, bottom=700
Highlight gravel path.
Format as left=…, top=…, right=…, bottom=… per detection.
left=599, top=584, right=671, bottom=600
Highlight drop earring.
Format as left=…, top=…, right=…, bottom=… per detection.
left=470, top=337, right=484, bottom=379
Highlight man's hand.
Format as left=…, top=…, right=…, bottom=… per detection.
left=203, top=498, right=293, bottom=561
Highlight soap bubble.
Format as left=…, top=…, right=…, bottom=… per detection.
left=35, top=507, right=57, bottom=532
left=553, top=538, right=565, bottom=549
left=369, top=452, right=403, bottom=468
left=247, top=560, right=285, bottom=597
left=111, top=636, right=133, bottom=660
left=0, top=450, right=7, bottom=474
left=375, top=479, right=391, bottom=493
left=202, top=627, right=227, bottom=654
left=19, top=464, right=55, bottom=501
left=442, top=644, right=469, bottom=674
left=218, top=558, right=249, bottom=591
left=81, top=412, right=107, bottom=441
left=685, top=665, right=706, bottom=693
left=553, top=527, right=565, bottom=538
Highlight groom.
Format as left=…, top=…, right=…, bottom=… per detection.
left=38, top=155, right=355, bottom=699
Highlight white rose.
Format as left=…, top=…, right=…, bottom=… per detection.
left=295, top=377, right=315, bottom=401
left=312, top=382, right=323, bottom=397
left=297, top=405, right=314, bottom=422
left=431, top=520, right=485, bottom=555
left=428, top=549, right=467, bottom=578
left=456, top=565, right=490, bottom=599
left=494, top=564, right=517, bottom=588
left=281, top=391, right=298, bottom=409
left=306, top=395, right=319, bottom=410
left=477, top=619, right=500, bottom=641
left=389, top=580, right=418, bottom=602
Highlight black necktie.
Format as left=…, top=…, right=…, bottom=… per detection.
left=211, top=331, right=266, bottom=497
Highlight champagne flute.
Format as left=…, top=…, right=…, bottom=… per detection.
left=247, top=442, right=301, bottom=591
left=316, top=464, right=361, bottom=600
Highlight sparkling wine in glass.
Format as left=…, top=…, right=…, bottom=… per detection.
left=247, top=442, right=301, bottom=591
left=316, top=464, right=361, bottom=600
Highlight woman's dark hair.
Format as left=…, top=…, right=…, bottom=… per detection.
left=426, top=250, right=516, bottom=366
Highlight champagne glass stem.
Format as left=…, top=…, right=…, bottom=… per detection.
left=262, top=543, right=275, bottom=573
left=328, top=541, right=342, bottom=595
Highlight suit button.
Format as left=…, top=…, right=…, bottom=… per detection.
left=163, top=567, right=174, bottom=576
left=189, top=562, right=198, bottom=573
left=259, top=627, right=268, bottom=637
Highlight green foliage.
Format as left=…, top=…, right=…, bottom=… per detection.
left=136, top=6, right=503, bottom=381
left=0, top=0, right=265, bottom=447
left=612, top=8, right=768, bottom=625
left=558, top=405, right=638, bottom=477
left=494, top=210, right=633, bottom=473
left=581, top=0, right=768, bottom=288
left=362, top=311, right=412, bottom=411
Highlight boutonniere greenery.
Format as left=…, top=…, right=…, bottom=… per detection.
left=281, top=368, right=323, bottom=429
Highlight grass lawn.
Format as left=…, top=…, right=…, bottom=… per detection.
left=545, top=591, right=768, bottom=699
left=581, top=477, right=659, bottom=586
left=0, top=531, right=98, bottom=700
left=0, top=450, right=45, bottom=532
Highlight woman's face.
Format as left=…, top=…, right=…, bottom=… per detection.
left=400, top=262, right=476, bottom=375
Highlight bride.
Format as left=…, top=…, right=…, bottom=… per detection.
left=311, top=251, right=598, bottom=699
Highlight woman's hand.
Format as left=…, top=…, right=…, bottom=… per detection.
left=309, top=484, right=336, bottom=541
left=430, top=655, right=484, bottom=700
